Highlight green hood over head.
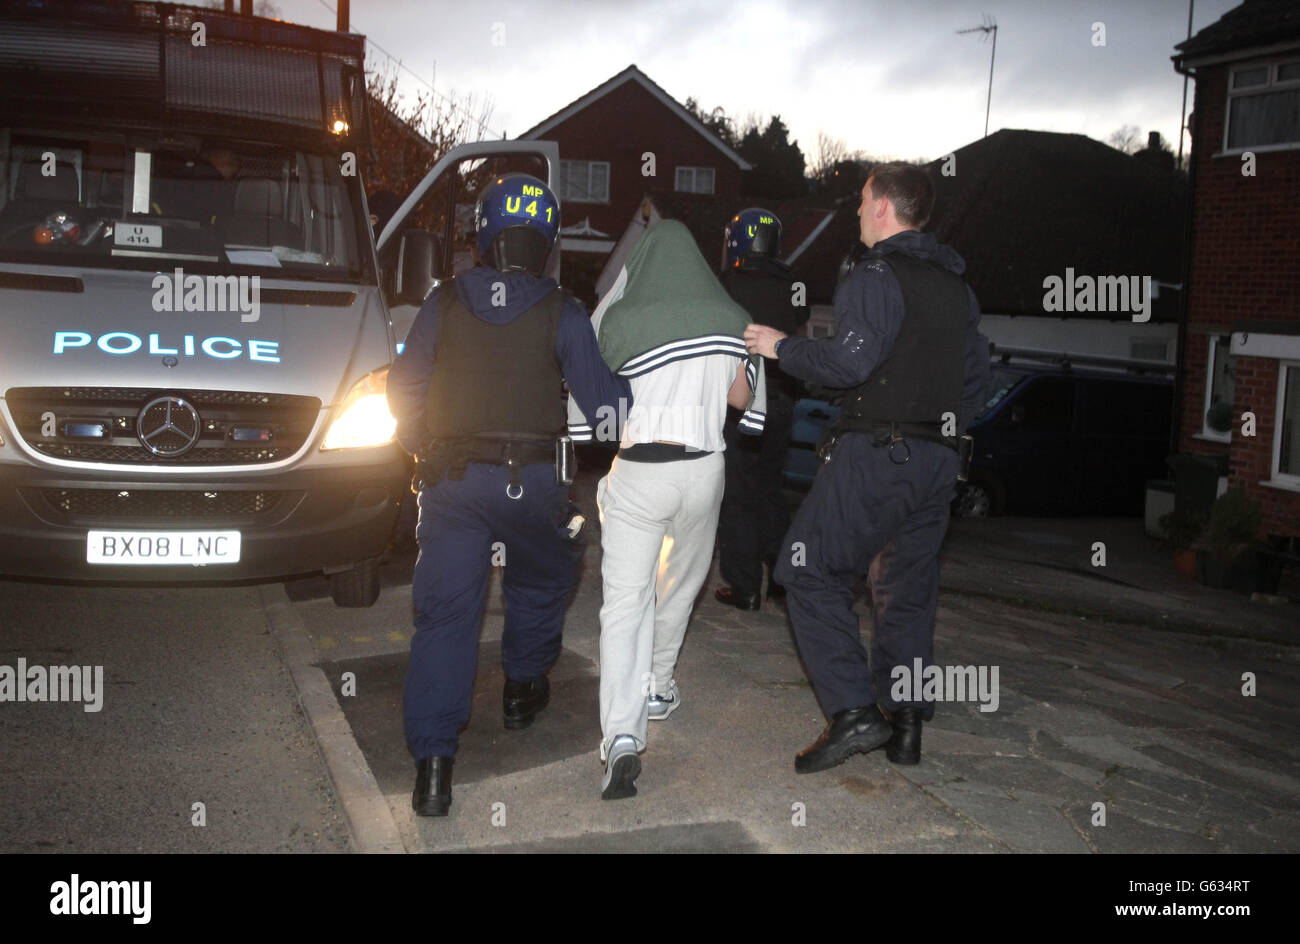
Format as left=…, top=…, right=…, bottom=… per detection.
left=596, top=220, right=752, bottom=373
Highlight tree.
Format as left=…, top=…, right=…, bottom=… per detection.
left=809, top=130, right=848, bottom=182
left=815, top=159, right=868, bottom=200
left=364, top=64, right=495, bottom=232
left=1108, top=124, right=1143, bottom=154
left=683, top=97, right=737, bottom=148
left=810, top=132, right=871, bottom=198
left=737, top=115, right=806, bottom=199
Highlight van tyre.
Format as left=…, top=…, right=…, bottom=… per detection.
left=330, top=557, right=381, bottom=607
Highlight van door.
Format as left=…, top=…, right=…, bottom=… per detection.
left=375, top=140, right=561, bottom=348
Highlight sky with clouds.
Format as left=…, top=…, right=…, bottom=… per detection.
left=247, top=0, right=1238, bottom=162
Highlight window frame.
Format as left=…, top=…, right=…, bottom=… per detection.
left=674, top=165, right=715, bottom=195
left=1269, top=359, right=1300, bottom=490
left=1200, top=334, right=1235, bottom=443
left=1222, top=57, right=1300, bottom=155
left=559, top=159, right=610, bottom=204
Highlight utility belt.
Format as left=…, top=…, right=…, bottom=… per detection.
left=412, top=434, right=574, bottom=499
left=820, top=418, right=974, bottom=481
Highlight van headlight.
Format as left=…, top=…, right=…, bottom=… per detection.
left=321, top=367, right=397, bottom=450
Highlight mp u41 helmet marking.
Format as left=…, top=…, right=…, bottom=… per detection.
left=475, top=173, right=561, bottom=275
left=724, top=207, right=781, bottom=270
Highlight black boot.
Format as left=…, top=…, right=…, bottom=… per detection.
left=886, top=707, right=922, bottom=765
left=715, top=586, right=761, bottom=610
left=412, top=756, right=453, bottom=817
left=795, top=706, right=893, bottom=774
left=503, top=676, right=550, bottom=730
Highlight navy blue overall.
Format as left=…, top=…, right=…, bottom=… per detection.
left=387, top=267, right=630, bottom=759
left=770, top=231, right=990, bottom=722
left=406, top=460, right=581, bottom=757
left=774, top=434, right=957, bottom=718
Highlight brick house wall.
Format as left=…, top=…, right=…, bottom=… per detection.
left=1180, top=59, right=1300, bottom=538
left=526, top=76, right=744, bottom=246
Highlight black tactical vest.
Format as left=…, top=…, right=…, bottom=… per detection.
left=721, top=263, right=799, bottom=334
left=841, top=251, right=968, bottom=425
left=722, top=261, right=804, bottom=397
left=424, top=280, right=566, bottom=441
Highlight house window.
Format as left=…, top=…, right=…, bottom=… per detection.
left=1273, top=361, right=1300, bottom=486
left=1225, top=59, right=1300, bottom=151
left=675, top=166, right=715, bottom=194
left=1202, top=335, right=1235, bottom=441
left=559, top=161, right=609, bottom=203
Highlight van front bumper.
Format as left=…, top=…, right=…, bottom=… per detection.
left=0, top=454, right=408, bottom=583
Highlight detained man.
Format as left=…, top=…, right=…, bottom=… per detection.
left=569, top=220, right=766, bottom=799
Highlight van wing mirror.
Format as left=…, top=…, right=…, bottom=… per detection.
left=1010, top=404, right=1026, bottom=425
left=396, top=231, right=443, bottom=306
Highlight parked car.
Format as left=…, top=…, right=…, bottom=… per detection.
left=783, top=398, right=840, bottom=488
left=955, top=365, right=1174, bottom=516
left=782, top=364, right=1174, bottom=517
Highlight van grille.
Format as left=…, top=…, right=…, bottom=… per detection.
left=38, top=488, right=287, bottom=520
left=6, top=387, right=321, bottom=466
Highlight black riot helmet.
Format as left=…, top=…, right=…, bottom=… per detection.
left=474, top=173, right=561, bottom=276
left=724, top=207, right=782, bottom=270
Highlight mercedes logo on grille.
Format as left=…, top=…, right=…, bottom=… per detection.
left=136, top=396, right=202, bottom=457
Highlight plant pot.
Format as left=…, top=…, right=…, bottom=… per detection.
left=1173, top=549, right=1197, bottom=579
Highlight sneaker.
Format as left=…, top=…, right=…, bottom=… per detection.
left=647, top=681, right=681, bottom=721
left=601, top=735, right=641, bottom=800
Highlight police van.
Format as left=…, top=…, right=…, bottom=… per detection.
left=0, top=0, right=558, bottom=605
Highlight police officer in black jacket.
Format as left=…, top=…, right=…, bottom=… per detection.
left=387, top=174, right=630, bottom=816
left=745, top=163, right=990, bottom=771
left=715, top=208, right=808, bottom=610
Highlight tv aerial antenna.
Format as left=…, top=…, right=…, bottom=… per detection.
left=958, top=15, right=999, bottom=138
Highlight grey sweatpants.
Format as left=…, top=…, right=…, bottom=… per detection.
left=596, top=452, right=725, bottom=759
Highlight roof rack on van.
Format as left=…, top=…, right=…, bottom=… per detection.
left=0, top=0, right=369, bottom=153
left=991, top=345, right=1175, bottom=376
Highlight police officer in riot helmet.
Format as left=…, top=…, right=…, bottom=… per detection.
left=387, top=172, right=630, bottom=817
left=714, top=208, right=808, bottom=610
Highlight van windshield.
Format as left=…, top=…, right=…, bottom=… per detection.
left=0, top=127, right=364, bottom=282
left=978, top=367, right=1028, bottom=418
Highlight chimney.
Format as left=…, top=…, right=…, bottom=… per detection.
left=1147, top=131, right=1162, bottom=150
left=338, top=0, right=350, bottom=32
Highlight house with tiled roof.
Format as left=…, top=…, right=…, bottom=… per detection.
left=770, top=129, right=1188, bottom=354
left=1171, top=0, right=1300, bottom=545
left=925, top=128, right=1187, bottom=364
left=519, top=64, right=752, bottom=303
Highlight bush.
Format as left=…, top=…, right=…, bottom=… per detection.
left=1158, top=507, right=1206, bottom=551
left=1204, top=485, right=1262, bottom=560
